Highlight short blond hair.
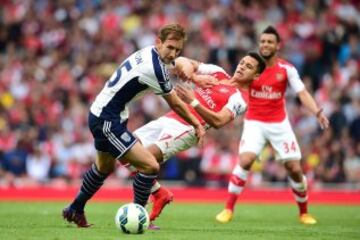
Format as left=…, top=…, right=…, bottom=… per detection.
left=158, top=23, right=187, bottom=42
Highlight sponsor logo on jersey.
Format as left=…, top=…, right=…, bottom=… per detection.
left=250, top=85, right=282, bottom=99
left=121, top=132, right=131, bottom=142
left=196, top=87, right=216, bottom=109
left=250, top=89, right=282, bottom=99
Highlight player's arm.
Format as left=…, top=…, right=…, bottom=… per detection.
left=162, top=90, right=205, bottom=145
left=287, top=65, right=329, bottom=130
left=175, top=85, right=234, bottom=129
left=174, top=57, right=218, bottom=88
left=174, top=56, right=200, bottom=79
left=297, top=89, right=329, bottom=129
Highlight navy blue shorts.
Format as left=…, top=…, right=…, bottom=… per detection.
left=88, top=112, right=137, bottom=159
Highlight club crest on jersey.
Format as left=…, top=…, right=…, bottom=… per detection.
left=163, top=81, right=172, bottom=92
left=276, top=73, right=285, bottom=81
left=121, top=132, right=131, bottom=142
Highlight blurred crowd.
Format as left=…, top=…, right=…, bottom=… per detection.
left=0, top=0, right=359, bottom=189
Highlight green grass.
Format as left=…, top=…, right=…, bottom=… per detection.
left=0, top=201, right=359, bottom=240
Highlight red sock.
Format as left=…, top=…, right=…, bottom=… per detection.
left=225, top=175, right=247, bottom=212
left=292, top=189, right=308, bottom=215
left=225, top=193, right=238, bottom=212
left=297, top=202, right=308, bottom=215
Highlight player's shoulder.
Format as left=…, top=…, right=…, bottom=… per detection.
left=137, top=46, right=155, bottom=61
left=136, top=46, right=167, bottom=73
left=212, top=71, right=231, bottom=81
left=198, top=63, right=228, bottom=75
left=227, top=88, right=248, bottom=114
left=225, top=87, right=246, bottom=102
left=277, top=58, right=295, bottom=69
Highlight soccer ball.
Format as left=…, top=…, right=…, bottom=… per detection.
left=115, top=203, right=150, bottom=234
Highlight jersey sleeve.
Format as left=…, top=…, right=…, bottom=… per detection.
left=286, top=65, right=305, bottom=93
left=224, top=91, right=247, bottom=118
left=197, top=63, right=226, bottom=75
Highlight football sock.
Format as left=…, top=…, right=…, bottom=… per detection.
left=133, top=172, right=157, bottom=207
left=226, top=165, right=249, bottom=211
left=70, top=164, right=108, bottom=212
left=289, top=175, right=308, bottom=215
left=151, top=180, right=161, bottom=194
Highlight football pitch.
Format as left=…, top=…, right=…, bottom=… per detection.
left=0, top=201, right=359, bottom=240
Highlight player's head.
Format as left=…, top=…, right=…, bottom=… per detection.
left=233, top=51, right=266, bottom=83
left=156, top=23, right=187, bottom=64
left=259, top=25, right=281, bottom=60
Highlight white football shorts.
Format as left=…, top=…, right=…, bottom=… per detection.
left=134, top=116, right=198, bottom=161
left=239, top=118, right=301, bottom=161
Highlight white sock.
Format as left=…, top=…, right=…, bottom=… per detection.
left=289, top=175, right=308, bottom=202
left=228, top=165, right=249, bottom=194
left=151, top=180, right=161, bottom=193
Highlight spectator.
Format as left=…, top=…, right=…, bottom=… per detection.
left=0, top=0, right=359, bottom=187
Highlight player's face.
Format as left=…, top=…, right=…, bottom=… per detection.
left=156, top=36, right=184, bottom=64
left=259, top=33, right=279, bottom=59
left=233, top=56, right=259, bottom=83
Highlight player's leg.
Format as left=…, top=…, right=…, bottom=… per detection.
left=72, top=152, right=115, bottom=210
left=226, top=153, right=256, bottom=207
left=70, top=152, right=115, bottom=210
left=63, top=114, right=120, bottom=227
left=216, top=120, right=266, bottom=223
left=267, top=118, right=316, bottom=224
left=215, top=152, right=257, bottom=223
left=284, top=160, right=316, bottom=224
left=122, top=142, right=159, bottom=207
left=131, top=116, right=174, bottom=219
left=134, top=117, right=198, bottom=220
left=122, top=143, right=173, bottom=230
left=63, top=151, right=115, bottom=227
left=146, top=143, right=174, bottom=220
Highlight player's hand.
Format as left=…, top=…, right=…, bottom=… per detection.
left=192, top=74, right=218, bottom=88
left=194, top=124, right=205, bottom=147
left=317, top=111, right=329, bottom=130
left=175, top=85, right=196, bottom=104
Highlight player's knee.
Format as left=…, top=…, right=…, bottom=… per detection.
left=95, top=162, right=115, bottom=175
left=239, top=154, right=256, bottom=170
left=139, top=157, right=160, bottom=174
left=286, top=161, right=302, bottom=174
left=149, top=161, right=160, bottom=174
left=285, top=162, right=303, bottom=180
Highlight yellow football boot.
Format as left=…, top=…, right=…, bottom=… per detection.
left=215, top=209, right=233, bottom=223
left=299, top=213, right=317, bottom=225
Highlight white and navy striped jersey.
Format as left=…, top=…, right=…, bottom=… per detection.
left=90, top=46, right=173, bottom=121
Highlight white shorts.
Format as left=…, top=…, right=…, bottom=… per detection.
left=133, top=117, right=198, bottom=161
left=239, top=118, right=301, bottom=161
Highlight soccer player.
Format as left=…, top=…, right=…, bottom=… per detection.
left=62, top=23, right=207, bottom=228
left=215, top=26, right=329, bottom=225
left=131, top=52, right=266, bottom=227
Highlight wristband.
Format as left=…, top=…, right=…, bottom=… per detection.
left=190, top=99, right=200, bottom=107
left=316, top=108, right=323, bottom=118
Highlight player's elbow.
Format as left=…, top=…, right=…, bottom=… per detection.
left=297, top=89, right=308, bottom=98
left=208, top=119, right=225, bottom=129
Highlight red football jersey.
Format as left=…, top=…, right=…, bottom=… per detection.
left=166, top=65, right=247, bottom=126
left=245, top=58, right=305, bottom=122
